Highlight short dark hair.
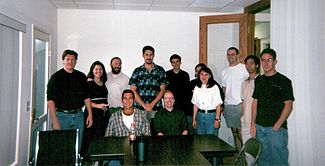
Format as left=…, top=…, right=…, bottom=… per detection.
left=195, top=63, right=206, bottom=70
left=142, top=45, right=155, bottom=55
left=169, top=54, right=181, bottom=63
left=62, top=49, right=78, bottom=60
left=245, top=55, right=260, bottom=66
left=227, top=47, right=239, bottom=54
left=122, top=89, right=135, bottom=99
left=245, top=55, right=260, bottom=72
left=110, top=57, right=122, bottom=65
left=260, top=48, right=277, bottom=60
left=87, top=61, right=108, bottom=83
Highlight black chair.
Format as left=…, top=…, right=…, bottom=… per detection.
left=34, top=129, right=80, bottom=166
left=233, top=137, right=262, bottom=166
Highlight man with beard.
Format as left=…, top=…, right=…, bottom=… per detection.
left=129, top=45, right=168, bottom=131
left=106, top=57, right=129, bottom=113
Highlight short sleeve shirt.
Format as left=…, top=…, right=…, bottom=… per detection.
left=129, top=63, right=168, bottom=111
left=47, top=68, right=89, bottom=110
left=252, top=72, right=295, bottom=128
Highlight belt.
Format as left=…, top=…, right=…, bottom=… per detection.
left=198, top=109, right=215, bottom=114
left=56, top=108, right=82, bottom=114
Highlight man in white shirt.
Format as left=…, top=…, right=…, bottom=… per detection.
left=106, top=57, right=129, bottom=113
left=221, top=47, right=249, bottom=152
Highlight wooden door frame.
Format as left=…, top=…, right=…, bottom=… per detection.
left=199, top=13, right=254, bottom=64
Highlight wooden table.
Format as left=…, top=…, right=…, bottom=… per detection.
left=84, top=135, right=236, bottom=165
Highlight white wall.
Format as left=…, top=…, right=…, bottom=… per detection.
left=0, top=0, right=57, bottom=165
left=58, top=10, right=219, bottom=79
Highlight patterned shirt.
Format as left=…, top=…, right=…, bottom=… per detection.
left=104, top=109, right=151, bottom=137
left=129, top=63, right=168, bottom=111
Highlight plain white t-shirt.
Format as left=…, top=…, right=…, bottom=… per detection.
left=221, top=63, right=248, bottom=105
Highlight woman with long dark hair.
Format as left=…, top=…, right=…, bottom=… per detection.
left=191, top=66, right=223, bottom=135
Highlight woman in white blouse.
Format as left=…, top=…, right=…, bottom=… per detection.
left=192, top=66, right=223, bottom=135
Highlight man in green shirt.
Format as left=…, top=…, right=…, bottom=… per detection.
left=154, top=90, right=188, bottom=135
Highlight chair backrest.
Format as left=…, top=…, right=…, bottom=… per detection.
left=34, top=129, right=79, bottom=166
left=233, top=137, right=262, bottom=166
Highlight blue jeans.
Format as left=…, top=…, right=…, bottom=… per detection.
left=57, top=111, right=84, bottom=150
left=256, top=124, right=288, bottom=166
left=196, top=112, right=218, bottom=136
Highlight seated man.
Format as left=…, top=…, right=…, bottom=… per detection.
left=105, top=89, right=151, bottom=137
left=154, top=90, right=189, bottom=135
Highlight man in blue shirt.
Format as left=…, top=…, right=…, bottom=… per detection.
left=129, top=45, right=168, bottom=123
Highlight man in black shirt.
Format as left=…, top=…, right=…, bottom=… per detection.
left=251, top=48, right=294, bottom=165
left=166, top=54, right=192, bottom=134
left=47, top=50, right=93, bottom=147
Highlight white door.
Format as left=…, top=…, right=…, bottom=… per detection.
left=28, top=26, right=50, bottom=163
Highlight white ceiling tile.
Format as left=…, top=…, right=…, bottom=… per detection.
left=150, top=5, right=187, bottom=11
left=115, top=0, right=153, bottom=5
left=51, top=0, right=74, bottom=2
left=190, top=0, right=232, bottom=8
left=153, top=0, right=193, bottom=6
left=218, top=6, right=243, bottom=13
left=76, top=3, right=114, bottom=9
left=52, top=2, right=77, bottom=8
left=74, top=0, right=113, bottom=3
left=186, top=7, right=219, bottom=12
left=229, top=0, right=260, bottom=7
left=49, top=0, right=260, bottom=12
left=115, top=4, right=151, bottom=10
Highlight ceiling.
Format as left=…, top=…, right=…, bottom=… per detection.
left=49, top=0, right=261, bottom=13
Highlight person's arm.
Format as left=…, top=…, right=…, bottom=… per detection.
left=105, top=115, right=114, bottom=137
left=250, top=99, right=257, bottom=137
left=48, top=100, right=60, bottom=130
left=214, top=105, right=221, bottom=129
left=91, top=102, right=107, bottom=111
left=147, top=84, right=166, bottom=111
left=84, top=98, right=93, bottom=128
left=273, top=100, right=293, bottom=130
left=154, top=112, right=163, bottom=136
left=192, top=104, right=198, bottom=129
left=130, top=85, right=151, bottom=111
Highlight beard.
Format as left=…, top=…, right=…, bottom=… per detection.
left=145, top=59, right=153, bottom=64
left=111, top=67, right=121, bottom=74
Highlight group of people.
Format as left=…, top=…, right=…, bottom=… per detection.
left=47, top=45, right=294, bottom=165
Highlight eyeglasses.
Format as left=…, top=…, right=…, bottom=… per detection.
left=163, top=97, right=174, bottom=100
left=261, top=58, right=274, bottom=63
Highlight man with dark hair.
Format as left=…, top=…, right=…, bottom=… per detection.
left=129, top=46, right=168, bottom=124
left=105, top=89, right=151, bottom=137
left=106, top=57, right=129, bottom=113
left=251, top=48, right=294, bottom=165
left=47, top=49, right=93, bottom=148
left=165, top=54, right=192, bottom=134
left=221, top=47, right=248, bottom=152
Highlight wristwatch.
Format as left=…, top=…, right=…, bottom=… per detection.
left=215, top=118, right=221, bottom=122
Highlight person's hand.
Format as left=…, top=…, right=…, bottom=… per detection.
left=250, top=124, right=256, bottom=138
left=86, top=114, right=93, bottom=128
left=214, top=120, right=220, bottom=129
left=192, top=120, right=196, bottom=129
left=157, top=132, right=164, bottom=136
left=272, top=123, right=281, bottom=131
left=97, top=103, right=108, bottom=111
left=240, top=115, right=245, bottom=123
left=87, top=78, right=93, bottom=82
left=144, top=103, right=154, bottom=112
left=52, top=120, right=60, bottom=130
